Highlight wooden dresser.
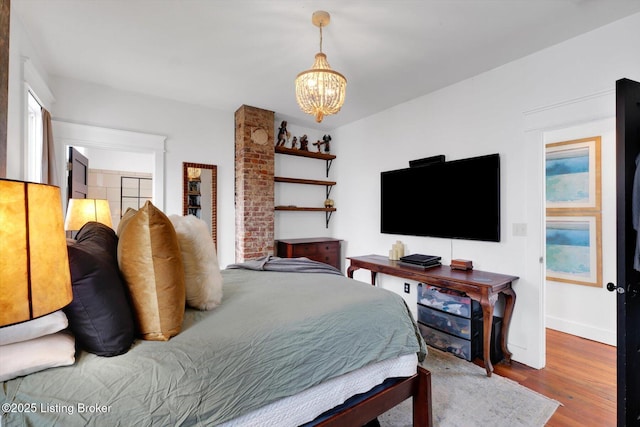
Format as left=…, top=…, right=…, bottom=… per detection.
left=276, top=238, right=342, bottom=270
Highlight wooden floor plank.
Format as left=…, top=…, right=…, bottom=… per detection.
left=476, top=328, right=616, bottom=426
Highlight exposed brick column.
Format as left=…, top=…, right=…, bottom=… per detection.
left=234, top=105, right=275, bottom=262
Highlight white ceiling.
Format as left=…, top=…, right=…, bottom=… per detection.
left=12, top=0, right=640, bottom=131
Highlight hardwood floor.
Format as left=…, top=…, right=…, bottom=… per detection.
left=483, top=328, right=617, bottom=426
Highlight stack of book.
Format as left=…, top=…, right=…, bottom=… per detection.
left=399, top=254, right=441, bottom=269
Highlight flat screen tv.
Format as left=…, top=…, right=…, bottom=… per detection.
left=380, top=153, right=500, bottom=242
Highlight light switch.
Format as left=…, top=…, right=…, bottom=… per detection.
left=512, top=223, right=527, bottom=236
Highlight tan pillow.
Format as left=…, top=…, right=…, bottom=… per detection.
left=117, top=201, right=186, bottom=341
left=169, top=215, right=223, bottom=310
left=117, top=207, right=137, bottom=236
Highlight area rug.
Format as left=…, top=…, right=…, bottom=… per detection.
left=378, top=347, right=560, bottom=427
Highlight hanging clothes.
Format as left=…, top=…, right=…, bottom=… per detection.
left=633, top=153, right=640, bottom=271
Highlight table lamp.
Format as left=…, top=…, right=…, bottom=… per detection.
left=64, top=198, right=113, bottom=231
left=0, top=179, right=73, bottom=327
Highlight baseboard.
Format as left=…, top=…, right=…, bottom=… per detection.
left=545, top=315, right=616, bottom=346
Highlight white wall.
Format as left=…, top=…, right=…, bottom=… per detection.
left=83, top=146, right=154, bottom=174
left=48, top=77, right=237, bottom=268
left=332, top=12, right=640, bottom=368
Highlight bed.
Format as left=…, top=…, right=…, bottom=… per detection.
left=0, top=210, right=432, bottom=426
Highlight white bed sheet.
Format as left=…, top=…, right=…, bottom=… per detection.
left=221, top=353, right=418, bottom=427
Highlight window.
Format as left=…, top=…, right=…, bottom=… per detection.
left=26, top=91, right=43, bottom=182
left=120, top=176, right=153, bottom=216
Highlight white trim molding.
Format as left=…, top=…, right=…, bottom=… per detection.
left=52, top=120, right=167, bottom=210
left=22, top=57, right=55, bottom=109
left=523, top=88, right=615, bottom=132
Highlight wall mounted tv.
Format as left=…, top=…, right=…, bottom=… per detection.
left=380, top=153, right=500, bottom=242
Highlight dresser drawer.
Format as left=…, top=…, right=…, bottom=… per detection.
left=291, top=243, right=319, bottom=257
left=310, top=251, right=340, bottom=268
left=417, top=304, right=479, bottom=340
left=418, top=283, right=480, bottom=319
left=292, top=242, right=338, bottom=256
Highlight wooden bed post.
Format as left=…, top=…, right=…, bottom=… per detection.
left=316, top=365, right=433, bottom=427
left=414, top=366, right=433, bottom=427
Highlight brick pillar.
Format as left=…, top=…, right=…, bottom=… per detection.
left=234, top=105, right=275, bottom=262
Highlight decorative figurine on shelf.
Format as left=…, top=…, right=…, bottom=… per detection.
left=324, top=199, right=334, bottom=208
left=322, top=134, right=331, bottom=152
left=299, top=135, right=309, bottom=151
left=290, top=136, right=298, bottom=149
left=312, top=134, right=332, bottom=153
left=276, top=121, right=290, bottom=146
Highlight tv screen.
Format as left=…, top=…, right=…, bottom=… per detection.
left=380, top=154, right=500, bottom=242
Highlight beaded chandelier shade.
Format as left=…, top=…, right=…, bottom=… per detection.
left=295, top=11, right=347, bottom=123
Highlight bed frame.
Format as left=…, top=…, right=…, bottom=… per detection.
left=318, top=365, right=433, bottom=427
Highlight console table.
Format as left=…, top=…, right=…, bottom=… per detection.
left=347, top=255, right=518, bottom=377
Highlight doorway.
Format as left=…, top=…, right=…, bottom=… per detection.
left=52, top=121, right=166, bottom=216
left=543, top=118, right=617, bottom=346
left=69, top=145, right=154, bottom=230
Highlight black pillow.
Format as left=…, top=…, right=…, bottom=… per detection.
left=65, top=221, right=135, bottom=356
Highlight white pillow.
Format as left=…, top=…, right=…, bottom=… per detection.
left=0, top=331, right=75, bottom=382
left=169, top=215, right=223, bottom=310
left=0, top=310, right=69, bottom=346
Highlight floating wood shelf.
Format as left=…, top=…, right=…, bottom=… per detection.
left=274, top=144, right=337, bottom=227
left=274, top=176, right=336, bottom=186
left=275, top=206, right=336, bottom=212
left=275, top=145, right=335, bottom=160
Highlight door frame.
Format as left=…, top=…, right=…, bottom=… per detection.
left=523, top=87, right=617, bottom=368
left=52, top=121, right=166, bottom=211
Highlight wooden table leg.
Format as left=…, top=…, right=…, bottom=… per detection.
left=347, top=265, right=358, bottom=279
left=346, top=263, right=377, bottom=286
left=500, top=287, right=517, bottom=363
left=479, top=293, right=498, bottom=377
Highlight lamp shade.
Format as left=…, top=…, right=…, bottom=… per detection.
left=0, top=179, right=73, bottom=327
left=64, top=198, right=113, bottom=231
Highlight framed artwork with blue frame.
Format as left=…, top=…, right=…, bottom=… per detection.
left=546, top=214, right=602, bottom=287
left=545, top=136, right=601, bottom=211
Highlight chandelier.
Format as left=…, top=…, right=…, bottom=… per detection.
left=295, top=11, right=347, bottom=123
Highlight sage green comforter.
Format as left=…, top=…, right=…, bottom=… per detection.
left=1, top=269, right=426, bottom=426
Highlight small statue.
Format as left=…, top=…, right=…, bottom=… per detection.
left=322, top=135, right=331, bottom=152
left=290, top=136, right=298, bottom=149
left=312, top=134, right=332, bottom=153
left=276, top=121, right=290, bottom=147
left=324, top=199, right=334, bottom=208
left=299, top=135, right=309, bottom=151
